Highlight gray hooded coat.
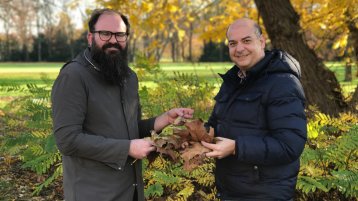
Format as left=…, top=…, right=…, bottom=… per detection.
left=52, top=48, right=155, bottom=201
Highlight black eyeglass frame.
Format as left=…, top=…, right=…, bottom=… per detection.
left=92, top=30, right=128, bottom=42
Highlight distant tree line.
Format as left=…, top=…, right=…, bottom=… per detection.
left=0, top=0, right=88, bottom=62
left=0, top=29, right=234, bottom=62
left=0, top=31, right=87, bottom=62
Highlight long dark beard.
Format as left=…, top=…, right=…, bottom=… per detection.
left=90, top=40, right=130, bottom=87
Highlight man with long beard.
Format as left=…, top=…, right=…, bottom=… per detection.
left=51, top=8, right=193, bottom=201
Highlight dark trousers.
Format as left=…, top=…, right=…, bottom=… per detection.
left=133, top=188, right=138, bottom=201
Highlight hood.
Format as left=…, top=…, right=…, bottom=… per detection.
left=250, top=49, right=301, bottom=78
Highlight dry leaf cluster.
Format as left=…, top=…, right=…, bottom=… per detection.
left=148, top=119, right=214, bottom=171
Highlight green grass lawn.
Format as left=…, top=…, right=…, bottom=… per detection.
left=0, top=62, right=61, bottom=85
left=0, top=62, right=231, bottom=84
left=325, top=62, right=358, bottom=94
left=0, top=61, right=355, bottom=82
left=0, top=61, right=357, bottom=103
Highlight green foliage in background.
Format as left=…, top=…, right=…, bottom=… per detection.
left=133, top=54, right=219, bottom=200
left=0, top=76, right=62, bottom=195
left=0, top=57, right=357, bottom=200
left=134, top=53, right=218, bottom=120
left=297, top=107, right=358, bottom=200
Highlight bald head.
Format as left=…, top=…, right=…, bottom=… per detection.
left=226, top=18, right=266, bottom=71
left=227, top=18, right=262, bottom=39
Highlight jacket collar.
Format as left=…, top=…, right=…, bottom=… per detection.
left=82, top=47, right=101, bottom=71
left=219, top=50, right=274, bottom=85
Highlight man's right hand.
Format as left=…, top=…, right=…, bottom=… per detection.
left=128, top=139, right=156, bottom=159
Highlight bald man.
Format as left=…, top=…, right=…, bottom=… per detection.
left=202, top=18, right=307, bottom=200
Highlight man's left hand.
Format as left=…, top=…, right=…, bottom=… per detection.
left=166, top=108, right=194, bottom=125
left=201, top=137, right=236, bottom=159
left=154, top=108, right=194, bottom=132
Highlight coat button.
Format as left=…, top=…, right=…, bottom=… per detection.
left=133, top=183, right=138, bottom=187
left=253, top=165, right=258, bottom=170
left=118, top=167, right=122, bottom=170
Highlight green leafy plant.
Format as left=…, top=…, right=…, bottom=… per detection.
left=0, top=78, right=61, bottom=195
left=297, top=111, right=358, bottom=200
left=133, top=55, right=219, bottom=200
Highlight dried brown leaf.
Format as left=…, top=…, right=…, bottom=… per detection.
left=173, top=116, right=185, bottom=125
left=184, top=119, right=213, bottom=143
left=146, top=120, right=214, bottom=171
left=180, top=142, right=211, bottom=170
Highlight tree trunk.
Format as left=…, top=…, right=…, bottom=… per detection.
left=346, top=14, right=358, bottom=77
left=157, top=38, right=169, bottom=62
left=344, top=62, right=352, bottom=81
left=188, top=22, right=193, bottom=62
left=181, top=40, right=185, bottom=61
left=129, top=38, right=136, bottom=62
left=5, top=24, right=10, bottom=61
left=171, top=32, right=179, bottom=62
left=35, top=1, right=42, bottom=61
left=349, top=86, right=358, bottom=111
left=171, top=39, right=176, bottom=62
left=254, top=0, right=347, bottom=116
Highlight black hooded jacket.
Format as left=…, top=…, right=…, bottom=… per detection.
left=208, top=49, right=307, bottom=200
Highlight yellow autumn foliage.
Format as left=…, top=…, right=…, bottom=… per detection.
left=292, top=0, right=358, bottom=57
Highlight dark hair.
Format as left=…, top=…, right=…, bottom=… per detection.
left=253, top=23, right=262, bottom=38
left=88, top=8, right=130, bottom=36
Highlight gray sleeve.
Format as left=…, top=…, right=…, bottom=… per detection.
left=137, top=98, right=156, bottom=138
left=51, top=66, right=130, bottom=169
left=138, top=118, right=156, bottom=138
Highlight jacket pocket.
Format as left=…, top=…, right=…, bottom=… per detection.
left=214, top=93, right=230, bottom=118
left=230, top=93, right=262, bottom=125
left=77, top=157, right=112, bottom=170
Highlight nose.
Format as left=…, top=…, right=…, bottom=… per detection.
left=108, top=33, right=118, bottom=43
left=235, top=42, right=244, bottom=52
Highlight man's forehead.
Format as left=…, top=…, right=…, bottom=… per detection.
left=227, top=27, right=256, bottom=41
left=95, top=13, right=126, bottom=30
left=227, top=19, right=257, bottom=38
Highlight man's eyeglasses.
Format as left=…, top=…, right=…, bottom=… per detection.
left=92, top=31, right=128, bottom=42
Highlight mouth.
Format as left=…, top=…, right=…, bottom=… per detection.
left=106, top=47, right=119, bottom=51
left=104, top=47, right=121, bottom=55
left=236, top=53, right=249, bottom=59
left=103, top=43, right=121, bottom=52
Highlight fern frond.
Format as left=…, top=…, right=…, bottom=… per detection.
left=324, top=125, right=358, bottom=169
left=144, top=182, right=164, bottom=198
left=149, top=155, right=169, bottom=170
left=297, top=175, right=329, bottom=194
left=176, top=183, right=194, bottom=200
left=32, top=164, right=63, bottom=196
left=331, top=170, right=358, bottom=197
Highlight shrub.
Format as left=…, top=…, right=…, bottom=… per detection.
left=0, top=77, right=61, bottom=195
left=296, top=109, right=358, bottom=200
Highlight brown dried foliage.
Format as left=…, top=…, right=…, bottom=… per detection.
left=149, top=119, right=214, bottom=170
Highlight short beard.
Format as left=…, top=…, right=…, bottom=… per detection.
left=90, top=40, right=130, bottom=87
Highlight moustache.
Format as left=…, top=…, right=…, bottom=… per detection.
left=102, top=43, right=122, bottom=51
